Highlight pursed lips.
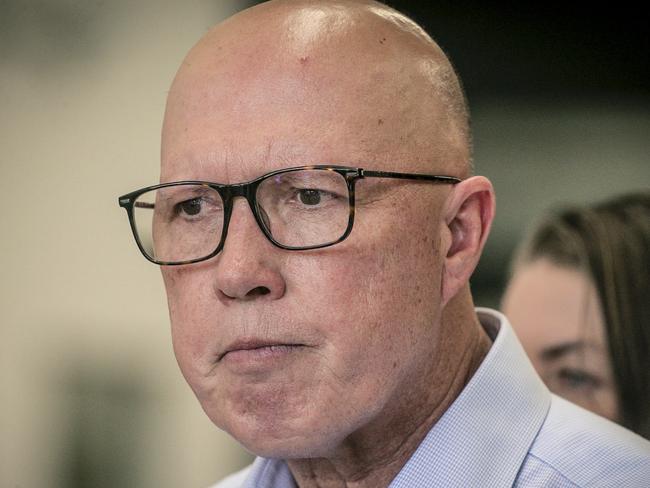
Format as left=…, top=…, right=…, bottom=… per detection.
left=218, top=339, right=306, bottom=361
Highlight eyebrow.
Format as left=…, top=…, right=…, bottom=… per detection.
left=539, top=341, right=601, bottom=361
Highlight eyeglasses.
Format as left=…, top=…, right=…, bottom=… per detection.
left=118, top=165, right=460, bottom=265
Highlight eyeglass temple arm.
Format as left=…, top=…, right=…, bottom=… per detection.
left=359, top=169, right=461, bottom=184
left=134, top=202, right=155, bottom=209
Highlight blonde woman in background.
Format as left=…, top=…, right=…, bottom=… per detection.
left=503, top=191, right=650, bottom=439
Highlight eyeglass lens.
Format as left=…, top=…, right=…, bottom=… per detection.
left=132, top=169, right=351, bottom=263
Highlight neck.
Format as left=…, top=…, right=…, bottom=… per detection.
left=287, top=290, right=491, bottom=488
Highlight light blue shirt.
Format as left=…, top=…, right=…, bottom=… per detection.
left=214, top=309, right=650, bottom=487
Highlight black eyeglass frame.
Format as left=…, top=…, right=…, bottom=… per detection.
left=118, top=165, right=461, bottom=265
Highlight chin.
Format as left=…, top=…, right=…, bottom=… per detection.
left=214, top=404, right=347, bottom=459
left=195, top=368, right=380, bottom=459
left=235, top=426, right=343, bottom=459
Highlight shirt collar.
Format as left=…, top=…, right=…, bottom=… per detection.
left=389, top=308, right=551, bottom=487
left=244, top=308, right=551, bottom=488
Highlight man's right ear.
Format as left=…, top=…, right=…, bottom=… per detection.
left=439, top=176, right=496, bottom=307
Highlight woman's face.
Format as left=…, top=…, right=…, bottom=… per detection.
left=502, top=258, right=620, bottom=422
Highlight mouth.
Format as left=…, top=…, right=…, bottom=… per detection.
left=218, top=340, right=306, bottom=362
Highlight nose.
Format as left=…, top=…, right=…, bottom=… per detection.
left=212, top=198, right=286, bottom=302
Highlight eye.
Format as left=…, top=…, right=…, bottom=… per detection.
left=298, top=189, right=322, bottom=205
left=556, top=367, right=601, bottom=391
left=179, top=198, right=203, bottom=216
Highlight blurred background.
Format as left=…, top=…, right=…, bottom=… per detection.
left=1, top=1, right=647, bottom=487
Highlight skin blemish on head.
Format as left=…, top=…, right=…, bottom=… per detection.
left=377, top=118, right=384, bottom=125
left=379, top=37, right=387, bottom=44
left=299, top=56, right=309, bottom=65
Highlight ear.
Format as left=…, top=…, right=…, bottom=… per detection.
left=440, top=176, right=495, bottom=307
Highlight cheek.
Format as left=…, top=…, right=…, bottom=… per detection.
left=370, top=215, right=441, bottom=321
left=162, top=267, right=217, bottom=375
left=292, top=220, right=444, bottom=386
left=294, top=233, right=441, bottom=336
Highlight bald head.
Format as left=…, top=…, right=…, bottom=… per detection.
left=162, top=0, right=471, bottom=181
left=158, top=1, right=496, bottom=469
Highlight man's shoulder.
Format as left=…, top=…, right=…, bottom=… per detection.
left=209, top=465, right=252, bottom=488
left=528, top=395, right=650, bottom=486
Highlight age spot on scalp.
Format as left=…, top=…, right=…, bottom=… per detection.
left=299, top=56, right=309, bottom=65
left=379, top=37, right=387, bottom=44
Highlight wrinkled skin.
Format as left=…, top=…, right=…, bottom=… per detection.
left=160, top=1, right=495, bottom=486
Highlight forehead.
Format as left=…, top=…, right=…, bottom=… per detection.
left=504, top=260, right=607, bottom=350
left=160, top=15, right=455, bottom=182
left=162, top=78, right=420, bottom=182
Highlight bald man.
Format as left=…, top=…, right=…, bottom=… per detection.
left=118, top=1, right=650, bottom=486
